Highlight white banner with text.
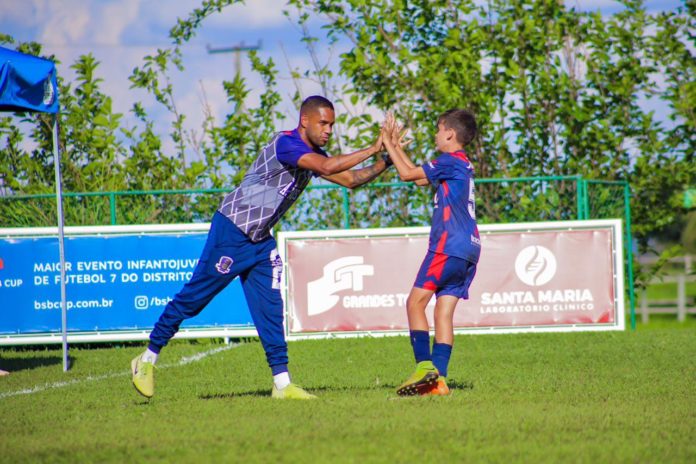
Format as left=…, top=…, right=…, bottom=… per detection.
left=278, top=220, right=625, bottom=337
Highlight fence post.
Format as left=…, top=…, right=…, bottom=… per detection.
left=109, top=192, right=117, bottom=225
left=641, top=289, right=649, bottom=324
left=677, top=274, right=686, bottom=322
left=342, top=187, right=350, bottom=229
left=623, top=182, right=636, bottom=331
left=582, top=179, right=590, bottom=220
left=576, top=177, right=584, bottom=219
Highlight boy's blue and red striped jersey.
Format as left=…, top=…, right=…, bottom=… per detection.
left=421, top=150, right=481, bottom=264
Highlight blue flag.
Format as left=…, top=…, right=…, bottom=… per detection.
left=0, top=46, right=58, bottom=114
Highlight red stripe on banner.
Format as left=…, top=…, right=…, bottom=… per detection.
left=443, top=206, right=451, bottom=221
left=426, top=252, right=448, bottom=280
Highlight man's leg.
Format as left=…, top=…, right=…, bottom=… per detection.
left=240, top=243, right=315, bottom=399
left=149, top=261, right=236, bottom=349
left=132, top=213, right=242, bottom=398
left=132, top=257, right=236, bottom=397
left=148, top=213, right=249, bottom=352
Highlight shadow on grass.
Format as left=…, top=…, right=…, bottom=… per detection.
left=0, top=355, right=64, bottom=373
left=200, top=389, right=272, bottom=399
left=199, top=380, right=474, bottom=400
left=131, top=398, right=155, bottom=406
left=449, top=379, right=475, bottom=391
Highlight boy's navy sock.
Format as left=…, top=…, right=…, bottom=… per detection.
left=432, top=342, right=453, bottom=377
left=410, top=330, right=431, bottom=363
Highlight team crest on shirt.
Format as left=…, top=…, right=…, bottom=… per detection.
left=215, top=256, right=234, bottom=274
left=270, top=249, right=282, bottom=290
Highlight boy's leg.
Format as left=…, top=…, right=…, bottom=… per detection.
left=433, top=295, right=457, bottom=346
left=431, top=295, right=458, bottom=393
left=406, top=287, right=434, bottom=363
left=240, top=242, right=315, bottom=399
left=406, top=249, right=448, bottom=359
left=406, top=286, right=432, bottom=333
left=426, top=260, right=477, bottom=396
left=397, top=287, right=439, bottom=396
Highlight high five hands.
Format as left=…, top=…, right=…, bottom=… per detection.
left=382, top=112, right=412, bottom=149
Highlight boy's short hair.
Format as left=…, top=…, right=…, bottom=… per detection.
left=300, top=95, right=334, bottom=116
left=438, top=109, right=477, bottom=146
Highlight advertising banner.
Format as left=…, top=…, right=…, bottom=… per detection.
left=279, top=220, right=624, bottom=336
left=0, top=225, right=254, bottom=344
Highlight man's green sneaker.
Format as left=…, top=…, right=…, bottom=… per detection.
left=131, top=354, right=155, bottom=398
left=396, top=360, right=439, bottom=396
left=271, top=383, right=317, bottom=400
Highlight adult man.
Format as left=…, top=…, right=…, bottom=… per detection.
left=131, top=96, right=391, bottom=400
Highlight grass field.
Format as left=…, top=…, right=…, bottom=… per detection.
left=1, top=320, right=695, bottom=463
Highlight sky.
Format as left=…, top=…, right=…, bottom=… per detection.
left=1, top=0, right=342, bottom=152
left=0, top=0, right=686, bottom=157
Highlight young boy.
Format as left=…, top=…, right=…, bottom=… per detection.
left=381, top=110, right=480, bottom=396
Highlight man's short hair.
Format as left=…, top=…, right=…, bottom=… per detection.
left=438, top=109, right=477, bottom=146
left=300, top=95, right=334, bottom=116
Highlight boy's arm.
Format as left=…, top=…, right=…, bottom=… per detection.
left=391, top=144, right=430, bottom=186
left=382, top=114, right=430, bottom=184
left=389, top=123, right=430, bottom=186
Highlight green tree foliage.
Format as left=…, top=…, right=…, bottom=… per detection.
left=0, top=38, right=188, bottom=225
left=0, top=1, right=693, bottom=286
left=287, top=0, right=694, bottom=284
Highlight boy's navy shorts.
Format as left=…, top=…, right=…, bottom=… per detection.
left=413, top=250, right=477, bottom=299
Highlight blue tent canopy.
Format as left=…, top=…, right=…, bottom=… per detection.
left=0, top=46, right=59, bottom=113
left=0, top=45, right=68, bottom=371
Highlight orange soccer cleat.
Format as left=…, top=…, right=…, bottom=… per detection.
left=421, top=377, right=451, bottom=396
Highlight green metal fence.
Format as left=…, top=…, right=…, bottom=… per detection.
left=0, top=175, right=636, bottom=329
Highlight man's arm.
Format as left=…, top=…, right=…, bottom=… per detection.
left=322, top=157, right=391, bottom=188
left=297, top=136, right=382, bottom=176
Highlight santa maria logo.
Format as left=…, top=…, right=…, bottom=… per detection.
left=514, top=245, right=557, bottom=286
left=43, top=75, right=55, bottom=106
left=480, top=244, right=596, bottom=315
left=215, top=256, right=233, bottom=274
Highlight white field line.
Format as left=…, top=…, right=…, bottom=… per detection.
left=0, top=344, right=238, bottom=400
